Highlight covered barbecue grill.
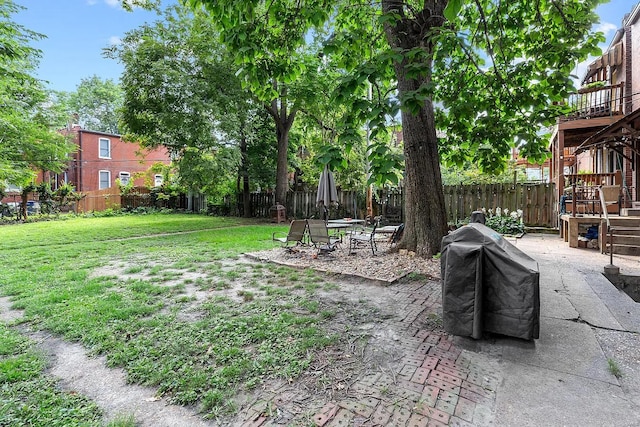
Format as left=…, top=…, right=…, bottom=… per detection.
left=441, top=223, right=540, bottom=340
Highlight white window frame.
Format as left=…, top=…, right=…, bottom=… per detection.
left=118, top=171, right=131, bottom=186
left=99, top=138, right=111, bottom=159
left=99, top=170, right=111, bottom=190
left=154, top=174, right=163, bottom=187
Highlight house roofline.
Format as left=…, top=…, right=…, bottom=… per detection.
left=604, top=2, right=640, bottom=55
left=76, top=129, right=122, bottom=138
left=624, top=2, right=640, bottom=27
left=609, top=28, right=624, bottom=50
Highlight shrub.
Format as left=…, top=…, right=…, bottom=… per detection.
left=483, top=207, right=525, bottom=235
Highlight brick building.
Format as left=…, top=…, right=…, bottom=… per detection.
left=550, top=2, right=640, bottom=210
left=55, top=126, right=172, bottom=192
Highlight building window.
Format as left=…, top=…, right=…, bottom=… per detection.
left=5, top=183, right=20, bottom=192
left=154, top=174, right=163, bottom=187
left=99, top=170, right=111, bottom=189
left=119, top=172, right=131, bottom=186
left=99, top=138, right=111, bottom=159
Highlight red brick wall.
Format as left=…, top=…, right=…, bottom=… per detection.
left=60, top=128, right=171, bottom=192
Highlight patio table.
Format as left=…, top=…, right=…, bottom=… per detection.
left=375, top=225, right=401, bottom=242
left=326, top=219, right=366, bottom=244
left=326, top=219, right=366, bottom=231
left=326, top=219, right=366, bottom=226
left=375, top=225, right=400, bottom=234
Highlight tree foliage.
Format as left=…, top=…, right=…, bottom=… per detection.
left=185, top=0, right=604, bottom=256
left=0, top=0, right=75, bottom=216
left=106, top=4, right=275, bottom=202
left=186, top=0, right=340, bottom=205
left=55, top=75, right=124, bottom=133
left=434, top=0, right=605, bottom=171
left=440, top=162, right=527, bottom=186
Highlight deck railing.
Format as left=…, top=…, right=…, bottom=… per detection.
left=564, top=172, right=621, bottom=187
left=561, top=83, right=624, bottom=121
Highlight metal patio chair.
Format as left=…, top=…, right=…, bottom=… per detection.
left=349, top=219, right=379, bottom=255
left=307, top=219, right=341, bottom=253
left=272, top=219, right=308, bottom=250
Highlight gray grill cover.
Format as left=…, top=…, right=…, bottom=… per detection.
left=441, top=223, right=540, bottom=340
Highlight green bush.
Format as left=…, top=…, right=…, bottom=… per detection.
left=483, top=207, right=525, bottom=235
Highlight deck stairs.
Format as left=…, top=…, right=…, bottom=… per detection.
left=621, top=201, right=640, bottom=217
left=602, top=202, right=640, bottom=256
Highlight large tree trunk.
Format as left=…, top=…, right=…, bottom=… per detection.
left=275, top=124, right=290, bottom=205
left=266, top=87, right=297, bottom=206
left=383, top=0, right=448, bottom=257
left=397, top=87, right=448, bottom=257
left=239, top=132, right=251, bottom=218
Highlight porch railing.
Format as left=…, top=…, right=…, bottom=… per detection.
left=564, top=172, right=621, bottom=187
left=562, top=172, right=617, bottom=216
left=561, top=83, right=624, bottom=121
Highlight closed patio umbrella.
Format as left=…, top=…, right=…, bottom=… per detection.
left=316, top=164, right=338, bottom=220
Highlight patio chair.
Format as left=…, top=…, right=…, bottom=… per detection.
left=599, top=185, right=621, bottom=215
left=272, top=220, right=307, bottom=250
left=389, top=223, right=404, bottom=247
left=307, top=219, right=341, bottom=253
left=349, top=219, right=379, bottom=255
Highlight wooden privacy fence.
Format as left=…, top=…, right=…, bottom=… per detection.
left=246, top=183, right=556, bottom=227
left=240, top=191, right=362, bottom=219
left=76, top=188, right=121, bottom=212
left=76, top=188, right=206, bottom=213
left=287, top=190, right=360, bottom=219
left=75, top=183, right=556, bottom=227
left=443, top=183, right=556, bottom=227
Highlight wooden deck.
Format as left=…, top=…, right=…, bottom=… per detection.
left=559, top=214, right=604, bottom=248
left=560, top=214, right=640, bottom=252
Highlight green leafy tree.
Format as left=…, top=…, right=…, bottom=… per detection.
left=106, top=5, right=275, bottom=215
left=55, top=75, right=124, bottom=133
left=181, top=0, right=339, bottom=206
left=291, top=47, right=370, bottom=192
left=441, top=162, right=528, bottom=186
left=187, top=0, right=603, bottom=256
left=0, top=0, right=76, bottom=220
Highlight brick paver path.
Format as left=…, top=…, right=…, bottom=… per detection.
left=237, top=280, right=501, bottom=426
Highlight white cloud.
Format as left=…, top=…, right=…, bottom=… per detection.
left=104, top=0, right=149, bottom=9
left=108, top=36, right=122, bottom=45
left=595, top=22, right=619, bottom=37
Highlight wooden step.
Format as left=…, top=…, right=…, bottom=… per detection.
left=604, top=243, right=640, bottom=256
left=609, top=234, right=640, bottom=245
left=621, top=208, right=640, bottom=216
left=610, top=226, right=640, bottom=236
left=600, top=223, right=640, bottom=255
left=607, top=217, right=640, bottom=227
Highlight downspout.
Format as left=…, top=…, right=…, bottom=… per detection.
left=77, top=131, right=83, bottom=191
left=624, top=27, right=632, bottom=114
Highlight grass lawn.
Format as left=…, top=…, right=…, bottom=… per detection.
left=0, top=213, right=342, bottom=423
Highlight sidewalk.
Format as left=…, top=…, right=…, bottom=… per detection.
left=242, top=234, right=639, bottom=427
left=459, top=233, right=640, bottom=426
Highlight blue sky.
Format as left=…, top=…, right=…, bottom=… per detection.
left=14, top=0, right=168, bottom=92
left=12, top=0, right=640, bottom=93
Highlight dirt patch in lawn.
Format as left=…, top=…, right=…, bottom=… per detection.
left=0, top=250, right=501, bottom=426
